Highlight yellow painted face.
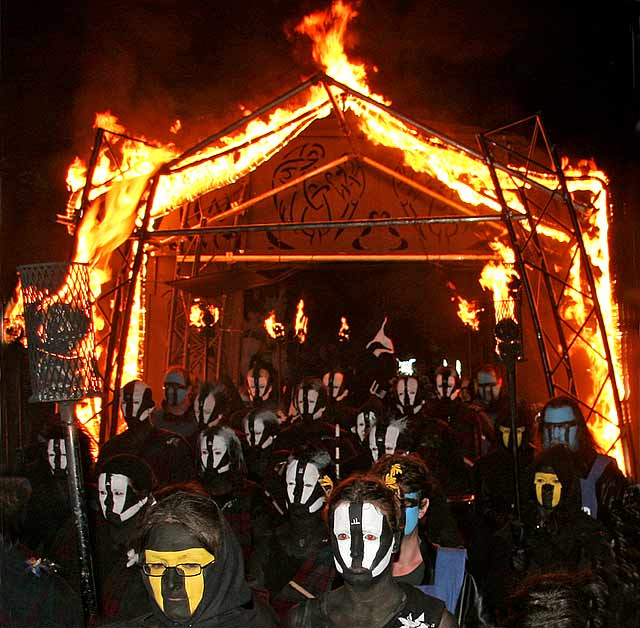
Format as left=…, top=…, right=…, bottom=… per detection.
left=534, top=472, right=562, bottom=509
left=499, top=425, right=525, bottom=449
left=144, top=547, right=215, bottom=616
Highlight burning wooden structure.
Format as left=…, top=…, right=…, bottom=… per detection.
left=2, top=1, right=635, bottom=476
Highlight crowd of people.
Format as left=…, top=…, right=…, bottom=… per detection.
left=2, top=322, right=639, bottom=628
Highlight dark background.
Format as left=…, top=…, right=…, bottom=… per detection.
left=3, top=0, right=640, bottom=303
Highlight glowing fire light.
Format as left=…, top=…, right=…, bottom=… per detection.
left=55, top=0, right=627, bottom=469
left=338, top=316, right=350, bottom=342
left=190, top=300, right=220, bottom=328
left=479, top=240, right=518, bottom=325
left=264, top=311, right=286, bottom=339
left=456, top=296, right=482, bottom=332
left=295, top=300, right=309, bottom=344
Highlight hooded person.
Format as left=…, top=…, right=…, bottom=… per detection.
left=539, top=395, right=627, bottom=525
left=197, top=425, right=280, bottom=572
left=21, top=420, right=93, bottom=557
left=289, top=475, right=458, bottom=628
left=252, top=445, right=337, bottom=625
left=193, top=381, right=231, bottom=429
left=151, top=366, right=199, bottom=444
left=103, top=490, right=271, bottom=628
left=0, top=476, right=84, bottom=628
left=99, top=379, right=196, bottom=488
left=276, top=377, right=357, bottom=476
left=371, top=454, right=491, bottom=627
left=93, top=454, right=155, bottom=624
left=425, top=366, right=491, bottom=462
left=483, top=444, right=612, bottom=624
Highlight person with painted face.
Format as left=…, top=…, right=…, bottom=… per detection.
left=99, top=379, right=196, bottom=488
left=289, top=475, right=458, bottom=628
left=425, top=366, right=492, bottom=462
left=22, top=421, right=93, bottom=557
left=367, top=416, right=414, bottom=464
left=193, top=381, right=231, bottom=429
left=392, top=377, right=470, bottom=498
left=197, top=425, right=280, bottom=573
left=371, top=454, right=491, bottom=627
left=246, top=360, right=279, bottom=409
left=470, top=402, right=536, bottom=579
left=152, top=366, right=199, bottom=444
left=539, top=395, right=627, bottom=526
left=103, top=490, right=271, bottom=627
left=93, top=454, right=155, bottom=624
left=253, top=446, right=337, bottom=625
left=277, top=377, right=357, bottom=474
left=322, top=368, right=357, bottom=429
left=483, top=444, right=612, bottom=623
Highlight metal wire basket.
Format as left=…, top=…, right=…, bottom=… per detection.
left=18, top=262, right=102, bottom=402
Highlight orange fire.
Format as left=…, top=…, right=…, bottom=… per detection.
left=478, top=240, right=519, bottom=324
left=456, top=296, right=482, bottom=332
left=190, top=299, right=221, bottom=328
left=264, top=311, right=286, bottom=339
left=52, top=0, right=627, bottom=469
left=294, top=300, right=309, bottom=344
left=338, top=316, right=350, bottom=342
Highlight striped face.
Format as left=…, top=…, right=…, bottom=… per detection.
left=194, top=393, right=218, bottom=428
left=285, top=460, right=327, bottom=513
left=331, top=501, right=395, bottom=584
left=98, top=473, right=148, bottom=523
left=369, top=424, right=401, bottom=461
left=395, top=377, right=422, bottom=414
left=199, top=433, right=230, bottom=474
left=47, top=438, right=67, bottom=477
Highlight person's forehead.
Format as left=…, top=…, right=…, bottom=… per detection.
left=544, top=405, right=576, bottom=423
left=145, top=522, right=202, bottom=552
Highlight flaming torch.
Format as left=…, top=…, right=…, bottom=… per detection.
left=264, top=311, right=286, bottom=340
left=295, top=299, right=309, bottom=344
left=189, top=299, right=220, bottom=382
left=456, top=296, right=482, bottom=332
left=338, top=316, right=350, bottom=342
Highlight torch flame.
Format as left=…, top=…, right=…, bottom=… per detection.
left=264, top=311, right=286, bottom=339
left=456, top=296, right=482, bottom=332
left=338, top=316, right=350, bottom=341
left=295, top=300, right=308, bottom=344
left=190, top=300, right=220, bottom=328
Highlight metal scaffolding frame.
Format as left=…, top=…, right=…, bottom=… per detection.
left=68, top=74, right=635, bottom=474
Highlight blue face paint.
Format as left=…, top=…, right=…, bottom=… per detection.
left=542, top=405, right=578, bottom=451
left=403, top=491, right=420, bottom=536
left=164, top=371, right=188, bottom=407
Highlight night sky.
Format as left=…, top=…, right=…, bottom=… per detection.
left=3, top=0, right=639, bottom=302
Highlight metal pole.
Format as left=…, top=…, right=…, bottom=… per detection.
left=148, top=212, right=518, bottom=240
left=170, top=253, right=500, bottom=264
left=60, top=401, right=97, bottom=621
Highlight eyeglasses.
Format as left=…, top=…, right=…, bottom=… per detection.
left=142, top=561, right=214, bottom=577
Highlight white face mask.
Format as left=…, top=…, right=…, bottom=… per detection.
left=194, top=392, right=218, bottom=426
left=200, top=433, right=230, bottom=473
left=98, top=473, right=148, bottom=522
left=243, top=417, right=274, bottom=449
left=332, top=501, right=394, bottom=577
left=396, top=377, right=422, bottom=413
left=323, top=372, right=347, bottom=401
left=285, top=460, right=325, bottom=513
left=247, top=370, right=272, bottom=401
left=369, top=424, right=401, bottom=461
left=47, top=438, right=67, bottom=474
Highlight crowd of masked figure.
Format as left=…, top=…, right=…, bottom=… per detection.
left=2, top=354, right=639, bottom=628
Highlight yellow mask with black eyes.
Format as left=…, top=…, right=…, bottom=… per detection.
left=498, top=425, right=525, bottom=449
left=144, top=548, right=214, bottom=615
left=534, top=472, right=562, bottom=508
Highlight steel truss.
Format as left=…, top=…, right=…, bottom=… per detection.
left=478, top=116, right=635, bottom=471
left=70, top=74, right=635, bottom=473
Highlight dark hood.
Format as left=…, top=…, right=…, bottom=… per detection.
left=144, top=514, right=256, bottom=627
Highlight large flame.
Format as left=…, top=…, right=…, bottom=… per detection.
left=456, top=296, right=482, bottom=332
left=338, top=316, right=350, bottom=342
left=53, top=0, right=627, bottom=470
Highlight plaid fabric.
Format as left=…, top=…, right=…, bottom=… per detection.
left=271, top=546, right=336, bottom=627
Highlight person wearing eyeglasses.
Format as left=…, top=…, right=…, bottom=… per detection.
left=103, top=489, right=273, bottom=627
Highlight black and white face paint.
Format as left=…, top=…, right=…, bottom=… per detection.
left=477, top=371, right=501, bottom=404
left=285, top=460, right=330, bottom=514
left=368, top=424, right=401, bottom=461
left=323, top=371, right=348, bottom=402
left=193, top=392, right=219, bottom=428
left=199, top=433, right=230, bottom=476
left=121, top=380, right=155, bottom=426
left=247, top=368, right=272, bottom=403
left=353, top=409, right=377, bottom=443
left=243, top=416, right=274, bottom=449
left=395, top=377, right=422, bottom=415
left=98, top=473, right=148, bottom=524
left=47, top=438, right=67, bottom=477
left=295, top=386, right=325, bottom=421
left=331, top=501, right=395, bottom=586
left=435, top=371, right=460, bottom=400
